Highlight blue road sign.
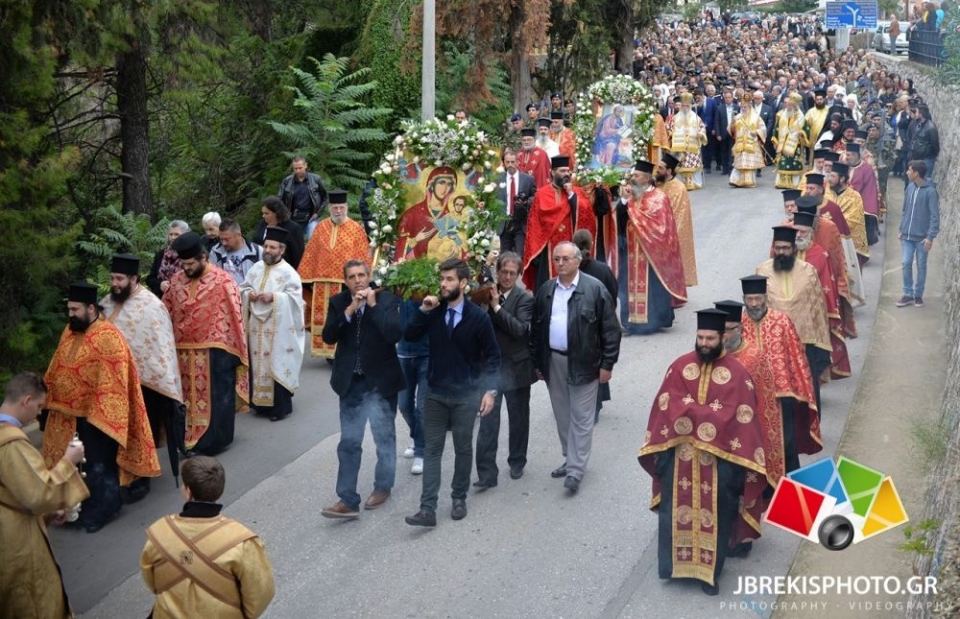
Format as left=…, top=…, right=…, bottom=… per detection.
left=825, top=1, right=878, bottom=29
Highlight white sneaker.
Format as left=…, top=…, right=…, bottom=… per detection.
left=402, top=445, right=415, bottom=459
left=411, top=457, right=424, bottom=475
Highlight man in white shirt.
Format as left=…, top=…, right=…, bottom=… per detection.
left=530, top=242, right=621, bottom=493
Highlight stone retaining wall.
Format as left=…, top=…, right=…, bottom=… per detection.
left=874, top=57, right=960, bottom=618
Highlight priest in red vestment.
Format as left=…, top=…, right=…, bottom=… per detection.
left=792, top=212, right=851, bottom=379
left=715, top=300, right=822, bottom=489
left=517, top=128, right=551, bottom=188
left=618, top=160, right=686, bottom=335
left=164, top=232, right=249, bottom=456
left=522, top=156, right=596, bottom=291
left=639, top=309, right=768, bottom=595
left=845, top=143, right=880, bottom=246
left=739, top=275, right=819, bottom=474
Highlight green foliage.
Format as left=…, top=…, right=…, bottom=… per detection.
left=778, top=0, right=819, bottom=13
left=357, top=0, right=421, bottom=128
left=0, top=3, right=84, bottom=382
left=900, top=519, right=940, bottom=557
left=910, top=419, right=949, bottom=471
left=383, top=258, right=439, bottom=299
left=717, top=0, right=749, bottom=13
left=76, top=205, right=169, bottom=269
left=267, top=54, right=393, bottom=192
left=436, top=42, right=513, bottom=137
left=682, top=3, right=702, bottom=22
left=939, top=6, right=960, bottom=85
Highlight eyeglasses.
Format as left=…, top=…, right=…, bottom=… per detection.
left=553, top=256, right=578, bottom=263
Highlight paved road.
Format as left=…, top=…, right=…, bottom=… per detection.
left=72, top=169, right=885, bottom=618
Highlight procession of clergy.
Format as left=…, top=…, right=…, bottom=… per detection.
left=1, top=72, right=884, bottom=616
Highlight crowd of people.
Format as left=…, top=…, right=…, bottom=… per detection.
left=0, top=9, right=946, bottom=617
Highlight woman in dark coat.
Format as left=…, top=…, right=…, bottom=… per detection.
left=250, top=196, right=305, bottom=269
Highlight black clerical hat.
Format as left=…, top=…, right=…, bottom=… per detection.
left=551, top=156, right=570, bottom=169
left=537, top=117, right=551, bottom=128
left=841, top=119, right=858, bottom=131
left=264, top=226, right=289, bottom=245
left=696, top=309, right=728, bottom=333
left=795, top=195, right=820, bottom=214
left=714, top=300, right=744, bottom=323
left=520, top=128, right=536, bottom=137
left=740, top=275, right=768, bottom=295
left=814, top=89, right=827, bottom=97
left=832, top=162, right=850, bottom=177
left=782, top=189, right=802, bottom=203
left=772, top=225, right=798, bottom=243
left=805, top=173, right=825, bottom=185
left=813, top=149, right=830, bottom=159
left=792, top=212, right=815, bottom=228
left=550, top=111, right=564, bottom=120
left=634, top=160, right=654, bottom=174
left=823, top=152, right=840, bottom=163
left=328, top=189, right=348, bottom=205
left=171, top=231, right=205, bottom=260
left=110, top=253, right=140, bottom=276
left=662, top=153, right=680, bottom=171
left=68, top=282, right=99, bottom=305
left=845, top=143, right=860, bottom=154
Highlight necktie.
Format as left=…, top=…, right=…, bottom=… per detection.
left=447, top=308, right=456, bottom=335
left=508, top=175, right=516, bottom=216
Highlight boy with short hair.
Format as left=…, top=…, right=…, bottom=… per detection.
left=140, top=456, right=275, bottom=618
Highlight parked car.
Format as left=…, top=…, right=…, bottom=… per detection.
left=873, top=21, right=908, bottom=54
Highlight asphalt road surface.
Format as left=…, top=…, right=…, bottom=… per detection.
left=62, top=168, right=885, bottom=618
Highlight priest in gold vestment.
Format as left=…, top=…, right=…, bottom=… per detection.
left=657, top=153, right=698, bottom=287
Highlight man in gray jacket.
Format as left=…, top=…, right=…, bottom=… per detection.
left=474, top=252, right=536, bottom=487
left=531, top=242, right=621, bottom=493
left=278, top=156, right=328, bottom=231
left=897, top=160, right=940, bottom=308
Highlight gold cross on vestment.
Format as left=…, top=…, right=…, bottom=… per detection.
left=701, top=481, right=711, bottom=494
left=682, top=394, right=694, bottom=405
left=678, top=476, right=692, bottom=491
left=709, top=399, right=723, bottom=412
left=660, top=425, right=670, bottom=437
left=729, top=437, right=742, bottom=451
left=678, top=548, right=692, bottom=560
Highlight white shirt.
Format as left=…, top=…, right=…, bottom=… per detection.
left=548, top=271, right=579, bottom=351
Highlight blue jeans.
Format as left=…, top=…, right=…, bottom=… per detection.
left=398, top=355, right=428, bottom=457
left=901, top=239, right=929, bottom=299
left=335, top=375, right=398, bottom=510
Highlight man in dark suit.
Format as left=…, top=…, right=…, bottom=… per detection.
left=474, top=252, right=536, bottom=487
left=713, top=89, right=739, bottom=175
left=751, top=90, right=775, bottom=173
left=497, top=149, right=536, bottom=257
left=404, top=258, right=501, bottom=527
left=320, top=259, right=405, bottom=520
left=700, top=84, right=721, bottom=173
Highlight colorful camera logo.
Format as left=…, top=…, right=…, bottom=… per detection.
left=763, top=457, right=909, bottom=550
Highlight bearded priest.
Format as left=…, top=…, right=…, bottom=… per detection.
left=240, top=226, right=306, bottom=422
left=639, top=309, right=768, bottom=596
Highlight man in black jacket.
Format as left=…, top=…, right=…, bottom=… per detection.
left=474, top=252, right=536, bottom=487
left=320, top=260, right=405, bottom=520
left=531, top=242, right=620, bottom=493
left=404, top=259, right=501, bottom=527
left=277, top=156, right=328, bottom=230
left=908, top=104, right=939, bottom=179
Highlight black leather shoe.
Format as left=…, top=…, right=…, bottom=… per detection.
left=451, top=499, right=467, bottom=520
left=550, top=465, right=568, bottom=478
left=404, top=510, right=436, bottom=527
left=730, top=542, right=752, bottom=558
left=509, top=465, right=523, bottom=480
left=701, top=581, right=720, bottom=596
left=472, top=480, right=496, bottom=491
left=563, top=476, right=580, bottom=493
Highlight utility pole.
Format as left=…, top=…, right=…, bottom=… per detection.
left=421, top=0, right=436, bottom=121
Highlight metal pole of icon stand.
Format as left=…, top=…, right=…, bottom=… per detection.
left=421, top=0, right=436, bottom=122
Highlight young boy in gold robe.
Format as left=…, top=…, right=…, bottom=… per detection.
left=140, top=456, right=275, bottom=618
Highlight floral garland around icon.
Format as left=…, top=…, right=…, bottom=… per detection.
left=368, top=115, right=504, bottom=291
